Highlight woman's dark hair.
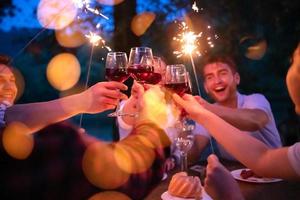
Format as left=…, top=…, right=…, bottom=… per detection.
left=0, top=55, right=11, bottom=65
left=0, top=55, right=13, bottom=72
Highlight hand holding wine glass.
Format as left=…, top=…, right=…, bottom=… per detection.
left=164, top=64, right=195, bottom=171
left=105, top=52, right=130, bottom=117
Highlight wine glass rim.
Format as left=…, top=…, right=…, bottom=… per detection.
left=107, top=52, right=127, bottom=55
left=166, top=64, right=186, bottom=68
left=130, top=47, right=152, bottom=51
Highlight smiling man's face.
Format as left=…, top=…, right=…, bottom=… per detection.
left=0, top=64, right=17, bottom=105
left=203, top=62, right=240, bottom=105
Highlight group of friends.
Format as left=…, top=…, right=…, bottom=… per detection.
left=0, top=42, right=299, bottom=200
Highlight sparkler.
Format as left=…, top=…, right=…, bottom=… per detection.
left=9, top=0, right=109, bottom=64
left=192, top=1, right=199, bottom=13
left=173, top=20, right=217, bottom=153
left=173, top=21, right=206, bottom=96
left=78, top=31, right=111, bottom=128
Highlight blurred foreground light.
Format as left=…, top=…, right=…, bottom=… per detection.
left=55, top=24, right=86, bottom=48
left=245, top=40, right=267, bottom=60
left=114, top=139, right=155, bottom=174
left=141, top=86, right=168, bottom=126
left=131, top=12, right=156, bottom=36
left=89, top=191, right=131, bottom=200
left=47, top=53, right=81, bottom=91
left=97, top=0, right=125, bottom=5
left=82, top=142, right=130, bottom=189
left=2, top=122, right=33, bottom=160
left=240, top=36, right=267, bottom=60
left=12, top=68, right=25, bottom=102
left=37, top=0, right=77, bottom=30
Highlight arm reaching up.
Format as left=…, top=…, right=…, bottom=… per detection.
left=173, top=93, right=299, bottom=180
left=5, top=81, right=128, bottom=133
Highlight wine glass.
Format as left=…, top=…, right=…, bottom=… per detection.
left=128, top=47, right=155, bottom=84
left=105, top=52, right=130, bottom=117
left=174, top=124, right=195, bottom=171
left=164, top=64, right=189, bottom=96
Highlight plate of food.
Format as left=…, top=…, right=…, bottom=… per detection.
left=231, top=168, right=282, bottom=183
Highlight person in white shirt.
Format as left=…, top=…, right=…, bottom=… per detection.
left=189, top=55, right=281, bottom=162
left=172, top=43, right=300, bottom=200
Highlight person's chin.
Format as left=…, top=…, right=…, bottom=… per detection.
left=212, top=93, right=227, bottom=103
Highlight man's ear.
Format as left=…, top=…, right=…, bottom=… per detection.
left=234, top=72, right=240, bottom=85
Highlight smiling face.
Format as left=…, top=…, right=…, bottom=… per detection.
left=0, top=64, right=17, bottom=105
left=203, top=62, right=240, bottom=106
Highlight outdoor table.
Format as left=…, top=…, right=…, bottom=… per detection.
left=145, top=160, right=300, bottom=200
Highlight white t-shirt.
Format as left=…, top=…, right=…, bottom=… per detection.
left=194, top=92, right=282, bottom=160
left=288, top=142, right=300, bottom=176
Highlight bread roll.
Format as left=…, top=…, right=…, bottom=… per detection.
left=168, top=172, right=202, bottom=198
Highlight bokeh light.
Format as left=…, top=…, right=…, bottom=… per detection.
left=82, top=141, right=130, bottom=189
left=37, top=0, right=77, bottom=30
left=131, top=12, right=156, bottom=36
left=89, top=191, right=131, bottom=200
left=114, top=139, right=155, bottom=174
left=46, top=53, right=81, bottom=91
left=140, top=86, right=169, bottom=127
left=55, top=23, right=86, bottom=48
left=246, top=40, right=267, bottom=60
left=2, top=122, right=33, bottom=160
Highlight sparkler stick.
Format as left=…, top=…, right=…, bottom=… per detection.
left=78, top=32, right=110, bottom=128
left=9, top=0, right=109, bottom=64
left=173, top=21, right=216, bottom=154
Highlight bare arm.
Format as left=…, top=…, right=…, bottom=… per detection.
left=5, top=82, right=128, bottom=133
left=205, top=101, right=269, bottom=132
left=173, top=94, right=299, bottom=180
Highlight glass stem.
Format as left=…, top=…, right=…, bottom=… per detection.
left=180, top=153, right=188, bottom=172
left=115, top=102, right=120, bottom=114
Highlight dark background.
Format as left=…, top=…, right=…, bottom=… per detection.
left=0, top=0, right=299, bottom=144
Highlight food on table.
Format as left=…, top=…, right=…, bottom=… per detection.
left=240, top=169, right=262, bottom=179
left=168, top=172, right=202, bottom=199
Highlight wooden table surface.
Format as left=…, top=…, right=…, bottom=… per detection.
left=145, top=160, right=300, bottom=200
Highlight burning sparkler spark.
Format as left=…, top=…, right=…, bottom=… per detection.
left=73, top=0, right=109, bottom=20
left=85, top=31, right=111, bottom=51
left=192, top=1, right=199, bottom=12
left=173, top=22, right=203, bottom=58
left=172, top=17, right=217, bottom=154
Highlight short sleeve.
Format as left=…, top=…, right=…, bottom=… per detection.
left=193, top=123, right=211, bottom=138
left=242, top=94, right=272, bottom=118
left=287, top=142, right=300, bottom=176
left=0, top=101, right=11, bottom=128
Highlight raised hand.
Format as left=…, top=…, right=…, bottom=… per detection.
left=204, top=154, right=244, bottom=200
left=79, top=81, right=128, bottom=114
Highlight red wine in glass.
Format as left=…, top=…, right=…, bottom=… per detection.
left=164, top=82, right=189, bottom=96
left=146, top=72, right=162, bottom=84
left=128, top=64, right=154, bottom=83
left=105, top=68, right=129, bottom=82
